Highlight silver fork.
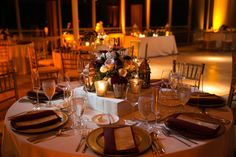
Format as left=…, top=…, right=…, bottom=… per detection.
left=161, top=127, right=191, bottom=147
left=162, top=126, right=198, bottom=144
left=75, top=129, right=90, bottom=152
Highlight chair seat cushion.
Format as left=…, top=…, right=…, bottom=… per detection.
left=37, top=66, right=59, bottom=74
left=38, top=59, right=54, bottom=67
left=65, top=70, right=80, bottom=79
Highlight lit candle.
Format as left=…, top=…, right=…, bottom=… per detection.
left=95, top=80, right=108, bottom=97
left=85, top=42, right=90, bottom=46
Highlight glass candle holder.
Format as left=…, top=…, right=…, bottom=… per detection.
left=95, top=80, right=108, bottom=97
left=129, top=79, right=143, bottom=94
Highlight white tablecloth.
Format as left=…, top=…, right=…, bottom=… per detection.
left=124, top=35, right=178, bottom=58
left=1, top=91, right=234, bottom=157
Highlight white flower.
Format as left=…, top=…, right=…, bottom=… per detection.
left=100, top=65, right=109, bottom=73
left=105, top=58, right=115, bottom=70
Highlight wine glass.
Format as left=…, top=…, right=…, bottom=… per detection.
left=161, top=70, right=171, bottom=88
left=138, top=90, right=154, bottom=131
left=57, top=74, right=70, bottom=100
left=177, top=83, right=192, bottom=112
left=42, top=79, right=56, bottom=107
left=31, top=72, right=41, bottom=110
left=72, top=87, right=88, bottom=129
left=169, top=72, right=182, bottom=98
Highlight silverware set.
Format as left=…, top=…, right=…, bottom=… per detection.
left=27, top=127, right=71, bottom=144
left=150, top=132, right=165, bottom=155
left=75, top=129, right=91, bottom=153
left=161, top=126, right=198, bottom=147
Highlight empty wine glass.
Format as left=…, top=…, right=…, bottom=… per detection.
left=57, top=74, right=70, bottom=100
left=177, top=83, right=192, bottom=112
left=42, top=79, right=56, bottom=107
left=161, top=70, right=171, bottom=88
left=31, top=72, right=41, bottom=110
left=72, top=87, right=88, bottom=129
left=138, top=90, right=154, bottom=131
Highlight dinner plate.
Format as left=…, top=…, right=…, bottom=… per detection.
left=11, top=111, right=68, bottom=134
left=86, top=126, right=152, bottom=156
left=92, top=114, right=119, bottom=126
left=164, top=112, right=225, bottom=139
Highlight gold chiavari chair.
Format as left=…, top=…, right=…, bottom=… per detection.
left=227, top=54, right=236, bottom=108
left=60, top=50, right=80, bottom=81
left=173, top=60, right=205, bottom=89
left=28, top=49, right=59, bottom=82
left=0, top=61, right=18, bottom=104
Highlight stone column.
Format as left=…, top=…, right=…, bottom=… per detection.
left=120, top=0, right=126, bottom=34
left=168, top=0, right=173, bottom=26
left=92, top=0, right=96, bottom=29
left=15, top=0, right=23, bottom=39
left=71, top=0, right=80, bottom=41
left=146, top=0, right=151, bottom=30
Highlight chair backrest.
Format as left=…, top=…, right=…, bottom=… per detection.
left=227, top=54, right=236, bottom=107
left=0, top=43, right=10, bottom=62
left=173, top=60, right=205, bottom=89
left=60, top=50, right=80, bottom=79
left=0, top=61, right=18, bottom=103
left=78, top=53, right=95, bottom=73
left=28, top=49, right=39, bottom=71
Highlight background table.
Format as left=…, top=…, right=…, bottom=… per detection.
left=2, top=92, right=234, bottom=157
left=124, top=35, right=178, bottom=58
left=8, top=42, right=34, bottom=75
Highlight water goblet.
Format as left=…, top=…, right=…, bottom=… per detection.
left=161, top=70, right=171, bottom=88
left=31, top=72, right=41, bottom=110
left=138, top=90, right=154, bottom=131
left=72, top=87, right=88, bottom=129
left=177, top=83, right=192, bottom=112
left=42, top=79, right=56, bottom=107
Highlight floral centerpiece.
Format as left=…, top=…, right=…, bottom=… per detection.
left=83, top=48, right=138, bottom=98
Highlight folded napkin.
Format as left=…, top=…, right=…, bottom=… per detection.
left=27, top=87, right=63, bottom=101
left=188, top=92, right=225, bottom=107
left=10, top=110, right=62, bottom=130
left=103, top=126, right=139, bottom=155
left=166, top=114, right=220, bottom=136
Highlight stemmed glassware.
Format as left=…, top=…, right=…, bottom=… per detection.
left=138, top=90, right=154, bottom=131
left=57, top=74, right=70, bottom=101
left=161, top=70, right=171, bottom=88
left=71, top=87, right=88, bottom=129
left=177, top=83, right=192, bottom=112
left=31, top=71, right=41, bottom=110
left=42, top=79, right=56, bottom=107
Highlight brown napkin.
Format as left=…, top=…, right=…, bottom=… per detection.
left=166, top=114, right=220, bottom=136
left=10, top=110, right=62, bottom=130
left=103, top=126, right=139, bottom=155
left=188, top=92, right=225, bottom=107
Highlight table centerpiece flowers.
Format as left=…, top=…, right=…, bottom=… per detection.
left=83, top=48, right=138, bottom=98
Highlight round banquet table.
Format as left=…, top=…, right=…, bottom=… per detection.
left=1, top=91, right=235, bottom=157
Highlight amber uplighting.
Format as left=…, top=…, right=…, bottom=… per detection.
left=213, top=0, right=230, bottom=30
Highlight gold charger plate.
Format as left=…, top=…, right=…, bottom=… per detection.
left=11, top=111, right=68, bottom=134
left=164, top=112, right=225, bottom=139
left=86, top=126, right=152, bottom=156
